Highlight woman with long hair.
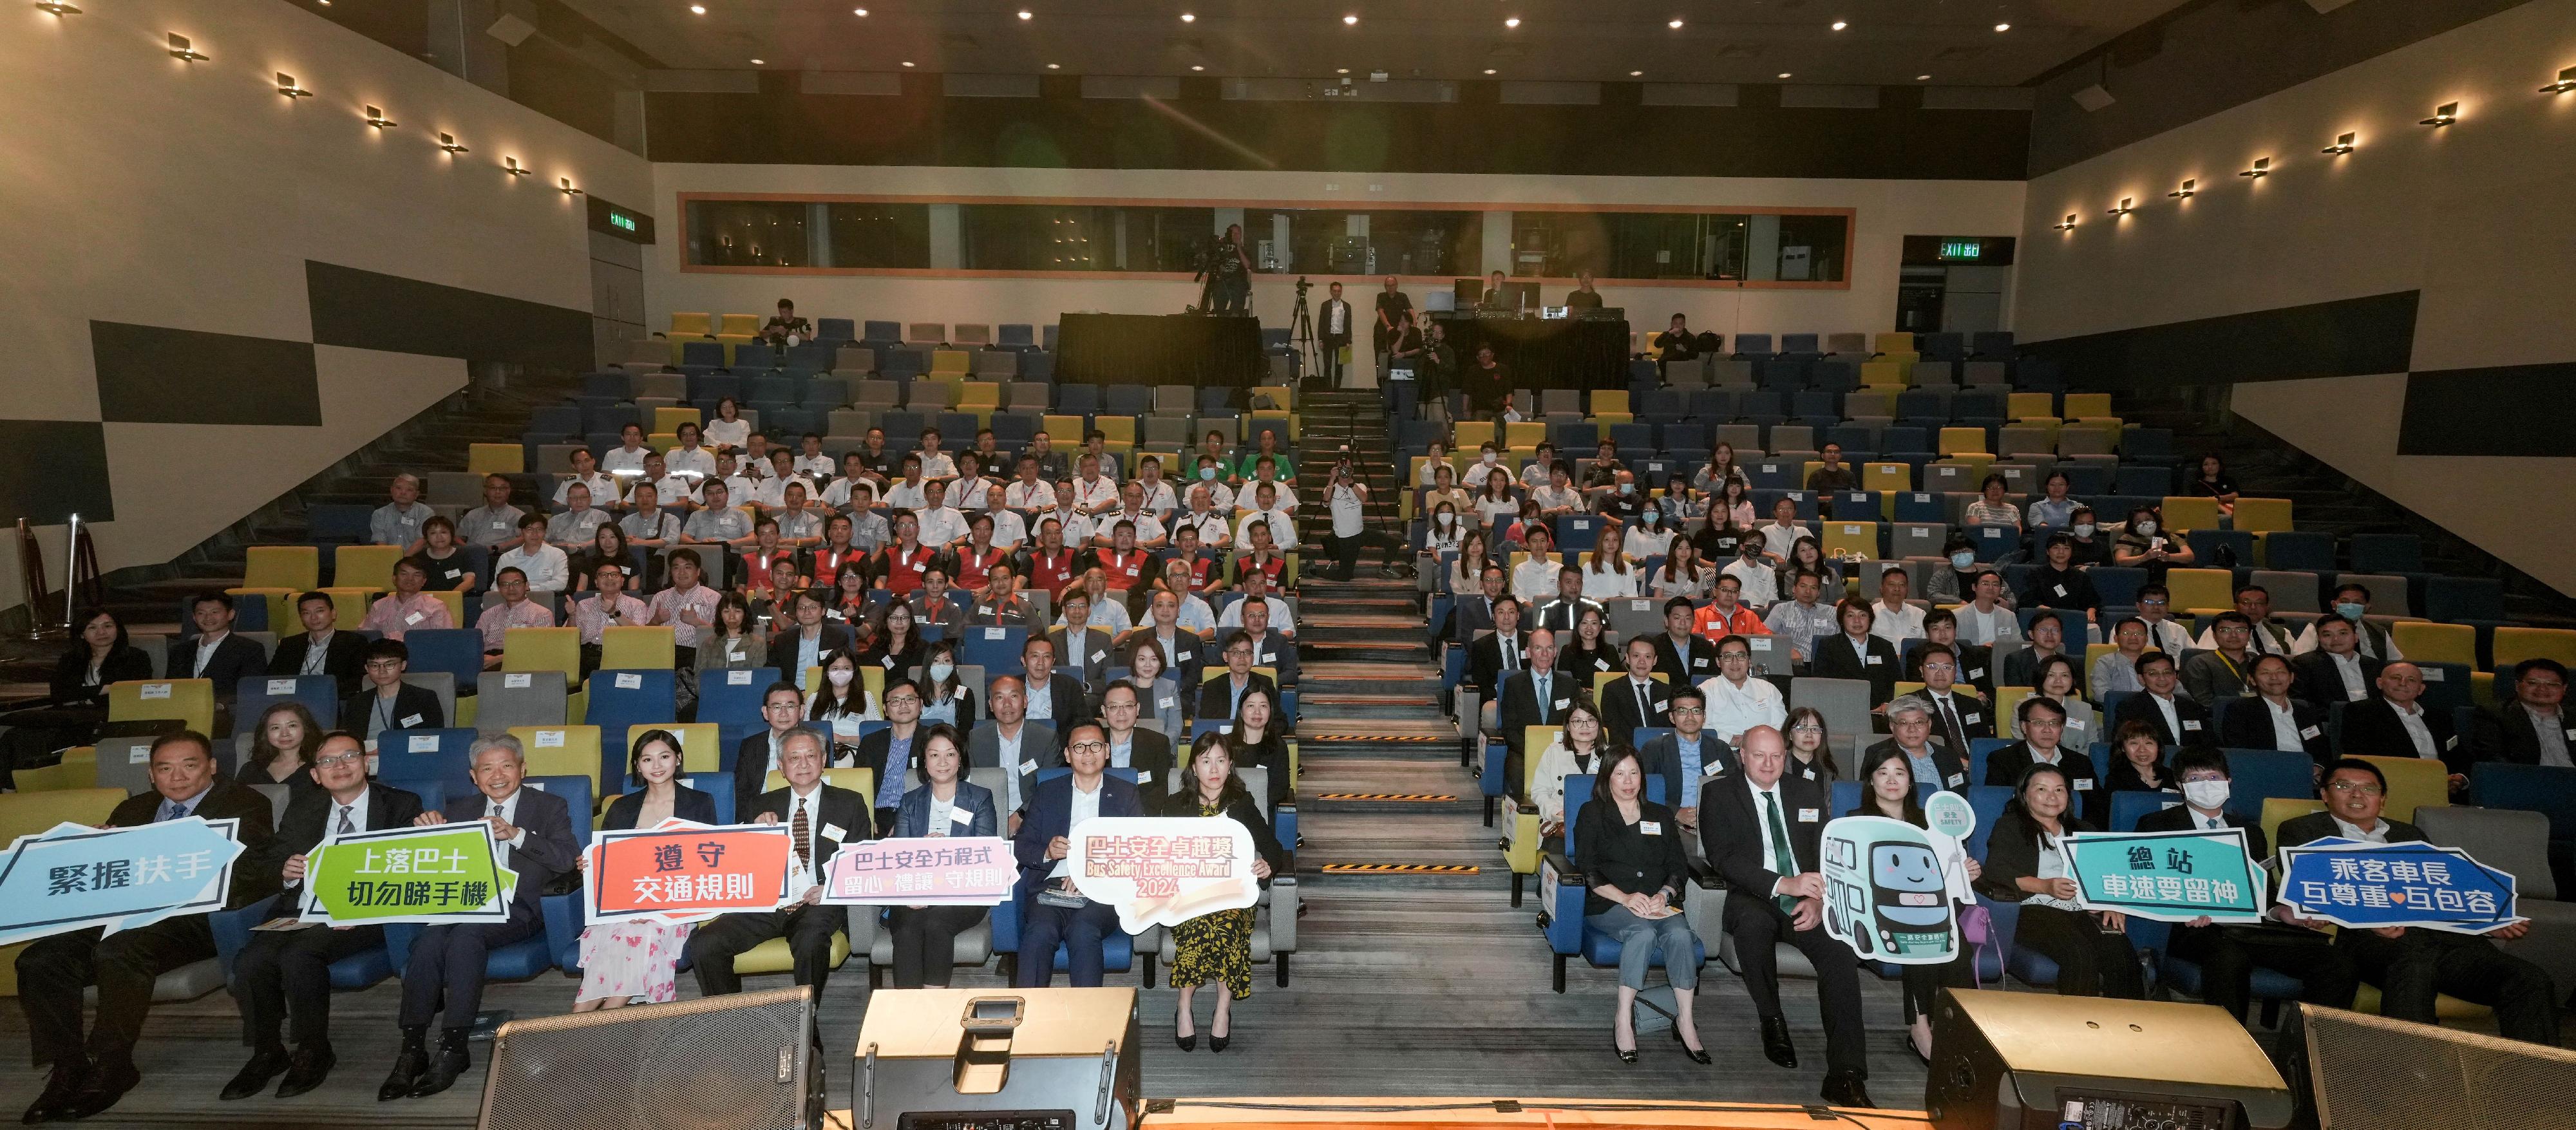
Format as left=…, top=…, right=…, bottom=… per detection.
left=244, top=701, right=326, bottom=790
left=1651, top=538, right=1710, bottom=600
left=1581, top=525, right=1639, bottom=599
left=1119, top=637, right=1184, bottom=737
left=1157, top=732, right=1290, bottom=1052
left=1558, top=605, right=1618, bottom=679
left=863, top=599, right=924, bottom=676
left=916, top=639, right=979, bottom=728
left=1447, top=528, right=1492, bottom=596
left=1779, top=535, right=1841, bottom=594
left=1531, top=697, right=1609, bottom=840
left=828, top=561, right=873, bottom=623
left=1224, top=686, right=1293, bottom=811
left=571, top=522, right=637, bottom=594
left=575, top=729, right=719, bottom=1009
left=1977, top=763, right=2144, bottom=999
left=808, top=648, right=876, bottom=762
left=1781, top=706, right=1839, bottom=784
left=1475, top=467, right=1520, bottom=531
left=1848, top=744, right=1982, bottom=1059
left=2028, top=653, right=2103, bottom=743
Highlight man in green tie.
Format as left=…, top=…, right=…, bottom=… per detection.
left=1701, top=726, right=1871, bottom=1109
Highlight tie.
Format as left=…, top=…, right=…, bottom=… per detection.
left=1534, top=675, right=1551, bottom=711
left=337, top=805, right=355, bottom=836
left=159, top=800, right=185, bottom=823
left=791, top=798, right=812, bottom=867
left=1502, top=638, right=1519, bottom=671
left=1636, top=681, right=1654, bottom=726
left=928, top=598, right=945, bottom=624
left=1763, top=790, right=1799, bottom=916
left=1939, top=695, right=1966, bottom=753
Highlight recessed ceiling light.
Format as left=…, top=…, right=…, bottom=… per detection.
left=1018, top=10, right=1032, bottom=19
left=901, top=60, right=914, bottom=66
left=1336, top=68, right=1349, bottom=74
left=1046, top=62, right=1060, bottom=68
left=750, top=58, right=763, bottom=64
left=1190, top=64, right=1203, bottom=70
left=1179, top=11, right=1193, bottom=21
left=1830, top=19, right=1847, bottom=30
left=1667, top=18, right=1683, bottom=28
left=1777, top=72, right=1792, bottom=79
left=1483, top=68, right=1497, bottom=75
left=1629, top=70, right=1643, bottom=77
left=1916, top=74, right=1931, bottom=80
left=853, top=7, right=867, bottom=14
left=1503, top=16, right=1519, bottom=28
left=688, top=3, right=703, bottom=12
left=1994, top=22, right=2011, bottom=32
left=1342, top=13, right=1357, bottom=24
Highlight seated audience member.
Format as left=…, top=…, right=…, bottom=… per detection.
left=1046, top=590, right=1117, bottom=688
left=2218, top=653, right=2333, bottom=769
left=1920, top=536, right=1984, bottom=606
left=553, top=447, right=617, bottom=511
left=546, top=482, right=611, bottom=551
left=765, top=590, right=852, bottom=680
left=648, top=548, right=721, bottom=669
left=2336, top=661, right=2467, bottom=793
left=1224, top=684, right=1296, bottom=811
left=271, top=590, right=367, bottom=696
left=972, top=562, right=1034, bottom=626
left=1952, top=569, right=2023, bottom=650
left=182, top=591, right=269, bottom=726
left=2110, top=650, right=2212, bottom=748
left=971, top=675, right=1054, bottom=820
left=2183, top=612, right=2259, bottom=703
left=2110, top=504, right=2196, bottom=581
left=619, top=480, right=681, bottom=547
left=2132, top=585, right=2196, bottom=655
left=459, top=474, right=527, bottom=550
left=1976, top=762, right=2144, bottom=1000
left=379, top=734, right=578, bottom=1100
left=732, top=682, right=811, bottom=822
left=1762, top=570, right=1838, bottom=666
left=857, top=678, right=930, bottom=833
left=1014, top=722, right=1146, bottom=987
left=17, top=732, right=277, bottom=1122
left=1578, top=746, right=1707, bottom=1064
left=571, top=560, right=652, bottom=675
left=2091, top=617, right=2152, bottom=698
left=1908, top=612, right=1995, bottom=697
left=680, top=478, right=756, bottom=548
left=1112, top=637, right=1186, bottom=735
left=0, top=609, right=148, bottom=775
left=498, top=513, right=572, bottom=593
left=222, top=732, right=423, bottom=1102
left=687, top=730, right=866, bottom=999
left=569, top=523, right=641, bottom=594
left=1466, top=596, right=1529, bottom=708
left=1021, top=634, right=1092, bottom=728
left=2138, top=748, right=2359, bottom=1024
left=1963, top=474, right=2020, bottom=529
left=2291, top=615, right=2384, bottom=709
left=1701, top=726, right=1871, bottom=1107
left=1647, top=596, right=1718, bottom=683
left=1696, top=634, right=1785, bottom=746
left=370, top=473, right=433, bottom=552
left=475, top=566, right=556, bottom=670
left=1911, top=641, right=1993, bottom=754
left=1531, top=698, right=1611, bottom=843
left=2029, top=654, right=2105, bottom=745
left=2480, top=658, right=2571, bottom=767
left=1985, top=695, right=2099, bottom=795
left=2000, top=612, right=2070, bottom=691
left=1691, top=573, right=1768, bottom=641
left=1805, top=444, right=1859, bottom=493
left=574, top=730, right=719, bottom=1012
left=2018, top=533, right=2101, bottom=625
left=2194, top=584, right=2299, bottom=656
left=876, top=512, right=941, bottom=597
left=1813, top=597, right=1900, bottom=706
left=2279, top=760, right=2559, bottom=1044
left=808, top=649, right=878, bottom=754
left=1846, top=744, right=1978, bottom=1060
left=1640, top=685, right=1734, bottom=834
left=360, top=558, right=453, bottom=641
left=697, top=592, right=768, bottom=678
left=1871, top=694, right=1969, bottom=795
left=345, top=637, right=443, bottom=740
left=1157, top=731, right=1291, bottom=1051
left=242, top=701, right=324, bottom=791
left=1234, top=484, right=1297, bottom=553
left=887, top=724, right=999, bottom=988
left=2295, top=583, right=2403, bottom=661
left=1495, top=628, right=1577, bottom=803
left=1596, top=636, right=1670, bottom=739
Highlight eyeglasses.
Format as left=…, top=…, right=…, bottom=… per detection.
left=2326, top=780, right=2383, bottom=795
left=314, top=753, right=365, bottom=768
left=2137, top=598, right=2168, bottom=607
left=1068, top=741, right=1110, bottom=755
left=884, top=695, right=920, bottom=706
left=1718, top=652, right=1750, bottom=663
left=1920, top=661, right=1956, bottom=673
left=1669, top=706, right=1705, bottom=715
left=364, top=660, right=404, bottom=672
left=1788, top=724, right=1823, bottom=735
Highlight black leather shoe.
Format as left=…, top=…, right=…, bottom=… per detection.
left=1611, top=1035, right=1637, bottom=1064
left=221, top=1050, right=290, bottom=1101
left=1758, top=1015, right=1798, bottom=1069
left=377, top=1047, right=427, bottom=1102
left=276, top=1046, right=336, bottom=1099
left=1209, top=1034, right=1229, bottom=1054
left=22, top=1062, right=82, bottom=1124
left=1821, top=1071, right=1874, bottom=1109
left=1671, top=1026, right=1712, bottom=1065
left=1175, top=1033, right=1197, bottom=1051
left=62, top=1056, right=139, bottom=1121
left=410, top=1033, right=471, bottom=1098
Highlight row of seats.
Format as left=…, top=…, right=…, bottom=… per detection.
left=668, top=314, right=1057, bottom=352
left=579, top=371, right=1248, bottom=420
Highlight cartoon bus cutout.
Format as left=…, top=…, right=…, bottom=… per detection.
left=1822, top=820, right=1955, bottom=961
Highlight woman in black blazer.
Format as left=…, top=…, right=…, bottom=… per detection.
left=2217, top=654, right=2333, bottom=771
left=1156, top=732, right=1291, bottom=1053
left=576, top=729, right=720, bottom=1010
left=886, top=724, right=1000, bottom=988
left=1975, top=762, right=2144, bottom=999
left=2101, top=721, right=2176, bottom=825
left=1572, top=747, right=1705, bottom=1065
left=1557, top=606, right=1620, bottom=683
left=1812, top=597, right=1900, bottom=706
left=0, top=608, right=154, bottom=786
left=1848, top=743, right=1979, bottom=1060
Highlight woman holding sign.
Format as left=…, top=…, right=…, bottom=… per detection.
left=887, top=724, right=998, bottom=988
left=1848, top=746, right=1982, bottom=1060
left=576, top=730, right=720, bottom=1010
left=1976, top=763, right=2145, bottom=999
left=1157, top=732, right=1288, bottom=1052
left=1574, top=747, right=1705, bottom=1065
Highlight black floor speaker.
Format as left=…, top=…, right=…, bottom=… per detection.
left=1924, top=988, right=2293, bottom=1129
left=477, top=984, right=820, bottom=1129
left=853, top=988, right=1141, bottom=1130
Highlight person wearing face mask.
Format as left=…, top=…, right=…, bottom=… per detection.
left=1422, top=503, right=1468, bottom=569
left=1920, top=533, right=1985, bottom=605
left=2111, top=504, right=2196, bottom=583
left=1624, top=502, right=1677, bottom=558
left=2291, top=582, right=2405, bottom=661
left=2134, top=748, right=2358, bottom=1025
left=2056, top=505, right=2112, bottom=567
left=1592, top=471, right=1645, bottom=525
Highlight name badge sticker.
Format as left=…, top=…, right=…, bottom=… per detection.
left=1639, top=821, right=1662, bottom=836
left=822, top=824, right=848, bottom=842
left=401, top=713, right=424, bottom=728
left=1020, top=759, right=1038, bottom=775
left=2301, top=725, right=2323, bottom=740
left=1864, top=655, right=1882, bottom=666
left=951, top=807, right=975, bottom=826
left=1946, top=773, right=1965, bottom=786
left=1796, top=808, right=1819, bottom=822
left=2182, top=720, right=2202, bottom=731
left=2073, top=778, right=2094, bottom=791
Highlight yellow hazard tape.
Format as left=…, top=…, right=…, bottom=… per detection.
left=1313, top=793, right=1459, bottom=802
left=1306, top=734, right=1450, bottom=742
left=1318, top=863, right=1482, bottom=874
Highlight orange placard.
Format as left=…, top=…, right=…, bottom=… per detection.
left=583, top=820, right=797, bottom=925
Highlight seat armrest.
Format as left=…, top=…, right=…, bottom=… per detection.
left=1542, top=855, right=1586, bottom=954
left=211, top=893, right=283, bottom=978
left=845, top=896, right=880, bottom=963
left=1267, top=876, right=1297, bottom=951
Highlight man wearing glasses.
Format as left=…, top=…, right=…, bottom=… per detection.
left=732, top=682, right=813, bottom=823
left=2278, top=760, right=2559, bottom=1045
left=1640, top=686, right=1732, bottom=840
left=344, top=639, right=442, bottom=742
left=2183, top=611, right=2259, bottom=703
left=2130, top=584, right=2196, bottom=655
left=1695, top=634, right=1784, bottom=746
left=474, top=567, right=556, bottom=670
left=222, top=732, right=426, bottom=1102
left=1012, top=723, right=1144, bottom=987
left=859, top=678, right=929, bottom=834
left=2481, top=658, right=2571, bottom=768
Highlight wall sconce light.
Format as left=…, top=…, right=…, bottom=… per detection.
left=33, top=1, right=81, bottom=15
left=437, top=131, right=468, bottom=155
left=2239, top=156, right=2271, bottom=178
left=276, top=72, right=312, bottom=98
left=558, top=177, right=583, bottom=195
left=2107, top=198, right=2135, bottom=216
left=2418, top=101, right=2458, bottom=126
left=166, top=33, right=208, bottom=61
left=503, top=156, right=531, bottom=176
left=2054, top=214, right=2077, bottom=231
left=364, top=105, right=396, bottom=129
left=2321, top=131, right=2356, bottom=154
left=2168, top=179, right=2195, bottom=199
left=2543, top=66, right=2575, bottom=94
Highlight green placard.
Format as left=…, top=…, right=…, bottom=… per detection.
left=301, top=823, right=517, bottom=925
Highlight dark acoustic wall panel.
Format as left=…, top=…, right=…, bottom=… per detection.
left=2398, top=363, right=2576, bottom=458
left=2017, top=291, right=2419, bottom=391
left=90, top=321, right=321, bottom=426
left=306, top=261, right=594, bottom=373
left=0, top=420, right=114, bottom=524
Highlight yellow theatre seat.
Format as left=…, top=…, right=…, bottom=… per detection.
left=1041, top=414, right=1087, bottom=447
left=243, top=545, right=321, bottom=592
left=600, top=625, right=677, bottom=670
left=2260, top=797, right=2325, bottom=854
left=732, top=930, right=851, bottom=977
left=931, top=350, right=971, bottom=375
left=467, top=444, right=526, bottom=476
left=670, top=313, right=714, bottom=337
left=502, top=626, right=582, bottom=688
left=2159, top=496, right=2224, bottom=532
left=2063, top=393, right=2114, bottom=419
left=2356, top=756, right=2448, bottom=823
left=2007, top=392, right=2057, bottom=421
left=332, top=545, right=404, bottom=592
left=2493, top=627, right=2576, bottom=671
left=108, top=679, right=215, bottom=737
left=511, top=725, right=603, bottom=790
left=652, top=406, right=702, bottom=435
left=1454, top=420, right=1497, bottom=450
left=0, top=789, right=129, bottom=997
left=1823, top=521, right=1879, bottom=560
left=1862, top=462, right=1911, bottom=500
left=1860, top=361, right=1908, bottom=388
left=2165, top=569, right=2235, bottom=616
left=2392, top=623, right=2475, bottom=668
left=718, top=314, right=762, bottom=339
left=1937, top=428, right=1988, bottom=457
left=2231, top=498, right=2293, bottom=534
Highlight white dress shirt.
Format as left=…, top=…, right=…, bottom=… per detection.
left=2266, top=697, right=2307, bottom=752
left=2328, top=651, right=2369, bottom=702
left=1697, top=675, right=1786, bottom=744
left=1049, top=778, right=1106, bottom=880
left=2392, top=701, right=2438, bottom=759
left=1869, top=601, right=1925, bottom=646
left=482, top=789, right=531, bottom=867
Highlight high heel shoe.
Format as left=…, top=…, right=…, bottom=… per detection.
left=1611, top=1035, right=1638, bottom=1064
left=1209, top=1035, right=1230, bottom=1054
left=1175, top=1032, right=1197, bottom=1051
left=1671, top=1026, right=1712, bottom=1066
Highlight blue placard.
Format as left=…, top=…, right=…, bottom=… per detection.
left=2061, top=827, right=2266, bottom=923
left=0, top=818, right=247, bottom=946
left=2277, top=837, right=2518, bottom=934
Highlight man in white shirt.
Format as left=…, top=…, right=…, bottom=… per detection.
left=635, top=452, right=699, bottom=512
left=497, top=514, right=572, bottom=593
left=1696, top=636, right=1786, bottom=745
left=1155, top=562, right=1219, bottom=634
left=665, top=422, right=716, bottom=482
left=1233, top=484, right=1295, bottom=553
left=1510, top=524, right=1561, bottom=604
left=1868, top=567, right=1925, bottom=646
left=1003, top=457, right=1058, bottom=511
left=601, top=424, right=653, bottom=478
left=1069, top=455, right=1120, bottom=516
left=1528, top=463, right=1582, bottom=518
left=821, top=451, right=875, bottom=509
left=1188, top=456, right=1237, bottom=511
left=1244, top=457, right=1300, bottom=511
left=458, top=474, right=527, bottom=551
left=914, top=428, right=958, bottom=481
left=369, top=474, right=433, bottom=552
left=882, top=455, right=933, bottom=511
left=711, top=449, right=759, bottom=510
left=1215, top=569, right=1293, bottom=637
left=753, top=451, right=817, bottom=510
left=2132, top=584, right=2196, bottom=655
left=648, top=549, right=721, bottom=666
left=1133, top=457, right=1178, bottom=518
left=1720, top=541, right=1779, bottom=608
left=914, top=478, right=969, bottom=548
left=1759, top=498, right=1805, bottom=561
left=949, top=451, right=995, bottom=513
left=2291, top=616, right=2377, bottom=708
left=1093, top=482, right=1168, bottom=549
left=980, top=483, right=1029, bottom=548
left=793, top=433, right=835, bottom=480
left=2193, top=584, right=2299, bottom=656
left=1953, top=570, right=2022, bottom=648
left=1174, top=484, right=1232, bottom=548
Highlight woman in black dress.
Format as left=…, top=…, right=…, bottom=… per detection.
left=0, top=608, right=153, bottom=786
left=1848, top=743, right=1980, bottom=1059
left=1558, top=605, right=1620, bottom=683
left=1156, top=731, right=1289, bottom=1052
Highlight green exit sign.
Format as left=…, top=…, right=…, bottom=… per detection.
left=1939, top=239, right=1984, bottom=261
left=609, top=211, right=638, bottom=232
left=585, top=196, right=654, bottom=244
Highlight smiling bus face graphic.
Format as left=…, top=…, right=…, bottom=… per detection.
left=1866, top=841, right=1954, bottom=956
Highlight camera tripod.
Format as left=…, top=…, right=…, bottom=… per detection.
left=1288, top=279, right=1320, bottom=389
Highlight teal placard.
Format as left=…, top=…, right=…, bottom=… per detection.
left=2061, top=827, right=2265, bottom=923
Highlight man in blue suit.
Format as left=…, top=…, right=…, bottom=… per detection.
left=379, top=734, right=578, bottom=1102
left=1013, top=722, right=1144, bottom=987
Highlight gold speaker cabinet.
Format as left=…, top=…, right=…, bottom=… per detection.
left=1924, top=988, right=2292, bottom=1129
left=853, top=987, right=1142, bottom=1130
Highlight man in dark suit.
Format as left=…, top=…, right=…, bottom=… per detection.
left=180, top=592, right=270, bottom=734
left=857, top=678, right=931, bottom=832
left=379, top=733, right=579, bottom=1101
left=2278, top=760, right=2559, bottom=1045
left=1639, top=685, right=1733, bottom=841
left=1013, top=722, right=1147, bottom=986
left=1467, top=598, right=1530, bottom=702
left=2218, top=653, right=2334, bottom=767
left=1047, top=591, right=1117, bottom=691
left=1316, top=280, right=1355, bottom=388
left=1811, top=598, right=1899, bottom=706
left=1022, top=634, right=1093, bottom=730
left=2181, top=612, right=2259, bottom=705
left=2336, top=662, right=2467, bottom=791
left=342, top=637, right=444, bottom=742
left=2112, top=651, right=2214, bottom=748
left=1599, top=637, right=1672, bottom=745
left=2136, top=748, right=2356, bottom=1024
left=1905, top=611, right=1996, bottom=699
left=971, top=676, right=1058, bottom=820
left=1870, top=695, right=1969, bottom=794
left=1441, top=563, right=1508, bottom=644
left=268, top=591, right=368, bottom=698
left=764, top=590, right=853, bottom=679
left=686, top=729, right=867, bottom=1001
left=1231, top=593, right=1299, bottom=686
left=2477, top=658, right=2571, bottom=767
left=2290, top=616, right=2382, bottom=711
left=1911, top=642, right=1994, bottom=757
left=1495, top=628, right=1577, bottom=803
left=1649, top=596, right=1719, bottom=684
left=1196, top=631, right=1279, bottom=724
left=734, top=681, right=820, bottom=822
left=17, top=731, right=278, bottom=1123
left=222, top=731, right=425, bottom=1101
left=1098, top=683, right=1175, bottom=792
left=1984, top=695, right=2096, bottom=793
left=1700, top=725, right=1870, bottom=1108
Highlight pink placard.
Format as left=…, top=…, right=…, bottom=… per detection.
left=819, top=836, right=1016, bottom=906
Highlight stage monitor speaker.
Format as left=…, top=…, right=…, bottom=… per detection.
left=477, top=984, right=819, bottom=1129
left=1924, top=988, right=2291, bottom=1130
left=854, top=988, right=1141, bottom=1130
left=2300, top=1003, right=2576, bottom=1129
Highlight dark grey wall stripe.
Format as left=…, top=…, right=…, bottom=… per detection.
left=2398, top=363, right=2576, bottom=458
left=2018, top=290, right=2418, bottom=391
left=0, top=420, right=115, bottom=524
left=90, top=321, right=322, bottom=426
left=307, top=260, right=594, bottom=372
